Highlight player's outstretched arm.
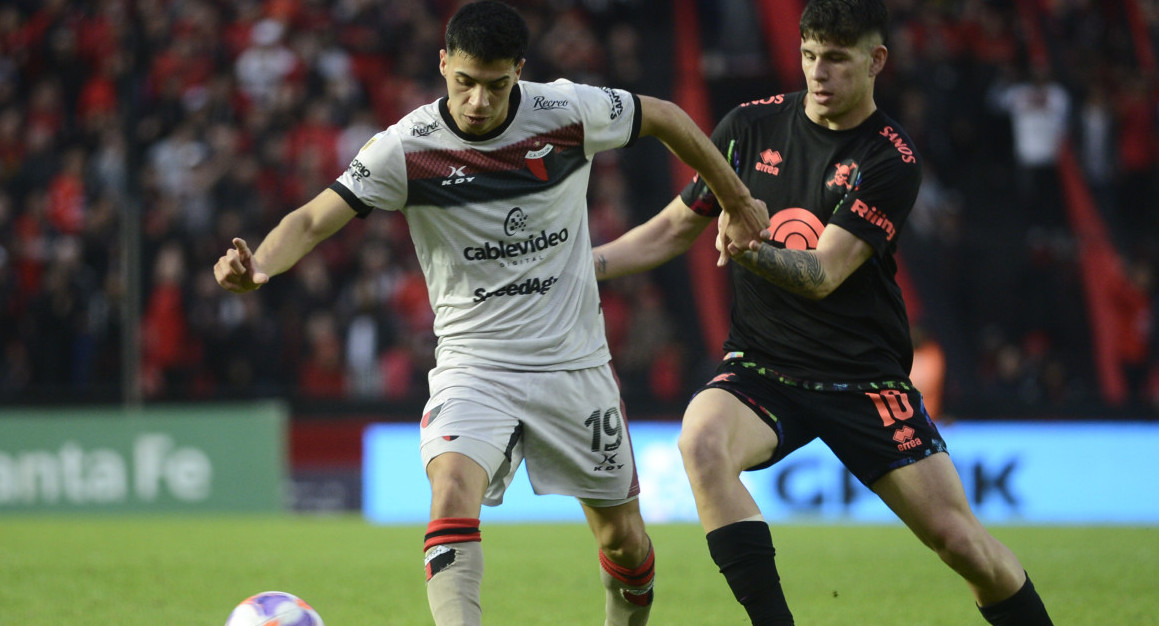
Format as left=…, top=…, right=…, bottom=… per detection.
left=735, top=223, right=874, bottom=299
left=636, top=95, right=766, bottom=262
left=593, top=196, right=712, bottom=280
left=213, top=188, right=356, bottom=293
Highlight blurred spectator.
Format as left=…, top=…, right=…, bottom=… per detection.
left=1113, top=73, right=1159, bottom=257
left=141, top=241, right=194, bottom=398
left=235, top=18, right=299, bottom=109
left=1077, top=85, right=1116, bottom=226
left=988, top=65, right=1072, bottom=235
left=298, top=310, right=346, bottom=398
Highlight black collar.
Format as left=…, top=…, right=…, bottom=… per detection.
left=438, top=85, right=522, bottom=142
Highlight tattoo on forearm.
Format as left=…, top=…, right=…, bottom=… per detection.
left=736, top=244, right=825, bottom=295
left=595, top=253, right=607, bottom=277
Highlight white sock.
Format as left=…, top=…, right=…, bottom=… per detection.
left=424, top=518, right=483, bottom=626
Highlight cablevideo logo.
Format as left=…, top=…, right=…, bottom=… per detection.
left=462, top=208, right=569, bottom=266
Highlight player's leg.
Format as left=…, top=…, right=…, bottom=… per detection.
left=581, top=498, right=654, bottom=626
left=872, top=453, right=1053, bottom=625
left=517, top=363, right=653, bottom=625
left=680, top=387, right=794, bottom=625
left=423, top=451, right=489, bottom=626
left=419, top=365, right=526, bottom=626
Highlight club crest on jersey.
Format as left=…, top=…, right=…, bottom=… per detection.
left=826, top=160, right=859, bottom=191
left=442, top=164, right=475, bottom=186
left=525, top=144, right=553, bottom=181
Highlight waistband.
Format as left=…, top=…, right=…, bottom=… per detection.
left=721, top=351, right=914, bottom=393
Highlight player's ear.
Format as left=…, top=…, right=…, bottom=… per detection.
left=439, top=49, right=448, bottom=77
left=868, top=45, right=887, bottom=77
left=514, top=58, right=525, bottom=80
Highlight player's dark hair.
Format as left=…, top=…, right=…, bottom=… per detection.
left=445, top=1, right=529, bottom=63
left=800, top=0, right=889, bottom=48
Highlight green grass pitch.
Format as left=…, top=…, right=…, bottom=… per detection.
left=1, top=515, right=1156, bottom=624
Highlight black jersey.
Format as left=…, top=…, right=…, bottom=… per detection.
left=681, top=91, right=922, bottom=383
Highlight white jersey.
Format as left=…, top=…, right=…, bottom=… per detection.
left=331, top=79, right=641, bottom=371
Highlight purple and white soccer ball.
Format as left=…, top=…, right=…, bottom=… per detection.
left=225, top=591, right=324, bottom=626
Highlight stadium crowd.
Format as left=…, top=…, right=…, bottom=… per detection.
left=0, top=0, right=1155, bottom=418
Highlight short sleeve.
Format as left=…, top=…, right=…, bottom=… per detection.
left=332, top=129, right=408, bottom=215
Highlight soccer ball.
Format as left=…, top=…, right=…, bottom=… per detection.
left=225, top=591, right=324, bottom=626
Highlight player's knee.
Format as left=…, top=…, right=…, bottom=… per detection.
left=597, top=524, right=650, bottom=565
left=427, top=456, right=487, bottom=516
left=926, top=524, right=992, bottom=572
left=678, top=421, right=730, bottom=479
left=587, top=504, right=649, bottom=562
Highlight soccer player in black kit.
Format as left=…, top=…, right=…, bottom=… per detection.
left=594, top=0, right=1054, bottom=624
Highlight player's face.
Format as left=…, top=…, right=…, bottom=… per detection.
left=800, top=35, right=886, bottom=130
left=440, top=50, right=524, bottom=136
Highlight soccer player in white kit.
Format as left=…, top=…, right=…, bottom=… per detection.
left=214, top=2, right=765, bottom=624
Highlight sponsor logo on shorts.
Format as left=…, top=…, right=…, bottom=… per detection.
left=594, top=452, right=624, bottom=472
left=893, top=425, right=923, bottom=451
left=472, top=276, right=558, bottom=303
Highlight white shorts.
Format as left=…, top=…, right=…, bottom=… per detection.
left=419, top=362, right=640, bottom=507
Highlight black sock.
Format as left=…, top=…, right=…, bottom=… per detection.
left=706, top=521, right=795, bottom=626
left=978, top=572, right=1053, bottom=626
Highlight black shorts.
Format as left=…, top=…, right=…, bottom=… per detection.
left=695, top=352, right=948, bottom=487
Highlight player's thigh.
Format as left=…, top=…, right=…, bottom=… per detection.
left=425, top=451, right=491, bottom=519
left=871, top=452, right=984, bottom=548
left=681, top=387, right=781, bottom=473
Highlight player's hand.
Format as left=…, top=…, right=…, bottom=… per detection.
left=214, top=238, right=269, bottom=293
left=715, top=197, right=767, bottom=267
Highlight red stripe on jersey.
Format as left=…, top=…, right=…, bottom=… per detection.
left=404, top=125, right=583, bottom=180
